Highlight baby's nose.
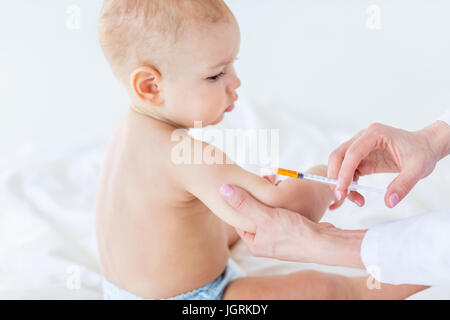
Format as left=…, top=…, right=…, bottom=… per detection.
left=228, top=76, right=241, bottom=93
left=233, top=76, right=242, bottom=90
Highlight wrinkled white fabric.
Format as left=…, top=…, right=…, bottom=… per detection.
left=362, top=210, right=450, bottom=286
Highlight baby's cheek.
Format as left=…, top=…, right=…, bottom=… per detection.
left=179, top=86, right=224, bottom=124
left=194, top=98, right=221, bottom=121
left=181, top=103, right=210, bottom=125
left=200, top=107, right=219, bottom=124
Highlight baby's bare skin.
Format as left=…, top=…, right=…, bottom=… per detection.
left=96, top=110, right=236, bottom=298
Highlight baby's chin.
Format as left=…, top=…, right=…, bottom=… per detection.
left=210, top=111, right=230, bottom=126
left=212, top=114, right=225, bottom=125
left=212, top=104, right=236, bottom=125
left=193, top=113, right=227, bottom=127
left=184, top=108, right=231, bottom=128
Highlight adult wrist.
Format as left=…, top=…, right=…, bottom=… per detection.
left=420, top=120, right=450, bottom=161
left=312, top=227, right=367, bottom=269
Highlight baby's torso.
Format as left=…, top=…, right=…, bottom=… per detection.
left=95, top=111, right=230, bottom=299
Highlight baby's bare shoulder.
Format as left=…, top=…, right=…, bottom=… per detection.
left=123, top=119, right=195, bottom=196
left=103, top=114, right=180, bottom=181
left=122, top=115, right=184, bottom=159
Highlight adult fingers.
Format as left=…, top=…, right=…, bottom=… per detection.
left=347, top=191, right=365, bottom=207
left=327, top=133, right=362, bottom=180
left=235, top=228, right=255, bottom=243
left=384, top=164, right=422, bottom=208
left=220, top=184, right=271, bottom=225
left=328, top=199, right=344, bottom=210
left=329, top=190, right=365, bottom=210
left=336, top=130, right=380, bottom=195
left=328, top=171, right=365, bottom=209
left=328, top=131, right=365, bottom=201
left=346, top=171, right=365, bottom=207
left=318, top=222, right=336, bottom=229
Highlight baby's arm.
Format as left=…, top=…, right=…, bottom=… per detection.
left=173, top=139, right=335, bottom=233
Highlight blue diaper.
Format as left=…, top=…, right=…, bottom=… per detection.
left=102, top=259, right=244, bottom=300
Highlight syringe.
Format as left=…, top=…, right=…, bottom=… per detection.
left=261, top=167, right=385, bottom=194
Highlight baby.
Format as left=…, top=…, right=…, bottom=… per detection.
left=96, top=0, right=424, bottom=300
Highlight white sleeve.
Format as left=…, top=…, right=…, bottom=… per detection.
left=360, top=210, right=450, bottom=286
left=438, top=109, right=450, bottom=126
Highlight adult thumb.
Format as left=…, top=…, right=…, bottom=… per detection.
left=220, top=184, right=270, bottom=225
left=385, top=168, right=421, bottom=208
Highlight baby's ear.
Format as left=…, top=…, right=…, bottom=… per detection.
left=130, top=66, right=164, bottom=106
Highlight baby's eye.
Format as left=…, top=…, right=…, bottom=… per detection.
left=207, top=71, right=226, bottom=81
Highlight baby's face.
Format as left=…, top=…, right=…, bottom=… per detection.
left=159, top=19, right=241, bottom=128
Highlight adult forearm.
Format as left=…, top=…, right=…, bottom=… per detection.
left=309, top=227, right=367, bottom=269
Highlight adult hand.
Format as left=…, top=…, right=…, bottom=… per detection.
left=328, top=121, right=449, bottom=208
left=219, top=184, right=365, bottom=268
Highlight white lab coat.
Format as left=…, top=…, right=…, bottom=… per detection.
left=361, top=110, right=450, bottom=286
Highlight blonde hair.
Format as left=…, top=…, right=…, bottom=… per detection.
left=98, top=0, right=233, bottom=85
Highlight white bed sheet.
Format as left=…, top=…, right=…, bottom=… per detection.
left=1, top=99, right=449, bottom=299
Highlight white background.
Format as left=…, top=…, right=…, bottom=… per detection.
left=1, top=0, right=449, bottom=155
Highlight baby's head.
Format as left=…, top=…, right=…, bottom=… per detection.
left=99, top=0, right=241, bottom=128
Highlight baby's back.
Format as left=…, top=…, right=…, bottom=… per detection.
left=95, top=110, right=230, bottom=299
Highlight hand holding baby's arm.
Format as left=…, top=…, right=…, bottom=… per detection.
left=174, top=139, right=338, bottom=232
